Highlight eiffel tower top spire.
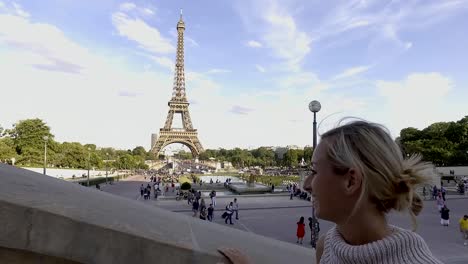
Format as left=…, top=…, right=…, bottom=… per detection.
left=171, top=9, right=186, bottom=102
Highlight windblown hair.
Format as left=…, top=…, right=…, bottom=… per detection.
left=321, top=119, right=435, bottom=230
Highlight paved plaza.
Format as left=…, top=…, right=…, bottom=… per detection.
left=101, top=175, right=468, bottom=263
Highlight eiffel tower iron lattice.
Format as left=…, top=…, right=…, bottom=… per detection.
left=150, top=11, right=204, bottom=157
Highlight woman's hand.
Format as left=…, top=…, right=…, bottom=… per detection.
left=218, top=247, right=252, bottom=264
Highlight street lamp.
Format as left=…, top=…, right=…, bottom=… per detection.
left=87, top=148, right=91, bottom=187
left=106, top=153, right=109, bottom=184
left=308, top=100, right=321, bottom=150
left=308, top=100, right=321, bottom=248
left=43, top=136, right=48, bottom=175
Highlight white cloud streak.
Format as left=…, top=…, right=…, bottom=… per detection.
left=112, top=12, right=174, bottom=54
left=333, top=65, right=371, bottom=80
left=206, top=68, right=231, bottom=74
left=255, top=64, right=266, bottom=73
left=119, top=2, right=136, bottom=11
left=245, top=40, right=262, bottom=48
left=236, top=1, right=312, bottom=72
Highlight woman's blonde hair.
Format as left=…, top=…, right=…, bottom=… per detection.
left=321, top=119, right=435, bottom=230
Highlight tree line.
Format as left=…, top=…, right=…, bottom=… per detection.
left=0, top=119, right=150, bottom=170
left=398, top=116, right=468, bottom=166
left=1, top=116, right=467, bottom=170
left=197, top=147, right=314, bottom=168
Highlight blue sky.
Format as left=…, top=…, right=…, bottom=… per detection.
left=1, top=0, right=467, bottom=151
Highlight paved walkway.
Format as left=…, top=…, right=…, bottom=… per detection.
left=100, top=175, right=468, bottom=263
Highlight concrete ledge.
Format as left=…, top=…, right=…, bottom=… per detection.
left=0, top=247, right=81, bottom=264
left=0, top=164, right=315, bottom=264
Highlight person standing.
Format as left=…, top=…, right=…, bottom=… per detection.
left=289, top=187, right=294, bottom=200
left=296, top=216, right=305, bottom=244
left=233, top=198, right=239, bottom=220
left=200, top=198, right=206, bottom=213
left=218, top=120, right=443, bottom=264
left=210, top=190, right=217, bottom=207
left=225, top=202, right=234, bottom=225
left=192, top=198, right=199, bottom=217
left=200, top=207, right=207, bottom=220
left=207, top=204, right=214, bottom=222
left=441, top=186, right=446, bottom=201
left=459, top=215, right=468, bottom=246
left=308, top=217, right=314, bottom=245
left=440, top=205, right=450, bottom=226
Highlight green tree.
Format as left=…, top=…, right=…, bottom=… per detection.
left=283, top=149, right=298, bottom=167
left=132, top=146, right=147, bottom=157
left=56, top=142, right=87, bottom=169
left=7, top=119, right=54, bottom=156
left=0, top=137, right=16, bottom=163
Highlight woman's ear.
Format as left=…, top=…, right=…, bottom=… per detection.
left=343, top=168, right=362, bottom=195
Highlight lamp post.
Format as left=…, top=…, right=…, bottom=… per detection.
left=43, top=136, right=48, bottom=175
left=87, top=148, right=91, bottom=187
left=105, top=153, right=109, bottom=184
left=308, top=100, right=321, bottom=248
left=308, top=100, right=321, bottom=150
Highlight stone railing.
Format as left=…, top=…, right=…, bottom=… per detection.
left=0, top=163, right=315, bottom=263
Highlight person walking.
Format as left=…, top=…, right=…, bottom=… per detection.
left=296, top=216, right=305, bottom=244
left=436, top=192, right=445, bottom=212
left=218, top=120, right=443, bottom=264
left=289, top=187, right=294, bottom=200
left=225, top=202, right=234, bottom=225
left=459, top=215, right=468, bottom=246
left=233, top=198, right=239, bottom=220
left=140, top=184, right=144, bottom=197
left=441, top=186, right=446, bottom=201
left=440, top=205, right=450, bottom=226
left=432, top=185, right=438, bottom=200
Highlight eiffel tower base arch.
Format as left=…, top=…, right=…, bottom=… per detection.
left=151, top=130, right=204, bottom=157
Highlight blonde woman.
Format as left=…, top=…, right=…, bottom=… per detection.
left=219, top=120, right=442, bottom=264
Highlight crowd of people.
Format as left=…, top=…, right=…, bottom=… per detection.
left=187, top=191, right=240, bottom=225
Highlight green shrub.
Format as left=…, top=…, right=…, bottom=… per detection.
left=181, top=182, right=191, bottom=190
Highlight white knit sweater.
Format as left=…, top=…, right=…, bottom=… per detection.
left=320, top=225, right=443, bottom=264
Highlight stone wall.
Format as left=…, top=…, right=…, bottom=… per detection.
left=0, top=163, right=315, bottom=263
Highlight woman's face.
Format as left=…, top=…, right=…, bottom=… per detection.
left=304, top=141, right=355, bottom=224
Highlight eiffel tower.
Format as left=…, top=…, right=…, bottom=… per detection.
left=150, top=11, right=204, bottom=157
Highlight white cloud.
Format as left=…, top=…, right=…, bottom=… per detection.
left=0, top=7, right=175, bottom=150
left=0, top=14, right=99, bottom=73
left=376, top=72, right=458, bottom=136
left=262, top=4, right=312, bottom=72
left=245, top=40, right=262, bottom=48
left=333, top=65, right=371, bottom=80
left=186, top=36, right=199, bottom=47
left=255, top=64, right=266, bottom=73
left=112, top=11, right=175, bottom=54
left=119, top=2, right=136, bottom=11
left=151, top=56, right=174, bottom=71
left=143, top=8, right=154, bottom=15
left=206, top=68, right=231, bottom=74
left=12, top=2, right=29, bottom=18
left=313, top=0, right=468, bottom=50
left=236, top=1, right=312, bottom=72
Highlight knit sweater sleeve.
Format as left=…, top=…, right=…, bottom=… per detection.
left=320, top=225, right=443, bottom=264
